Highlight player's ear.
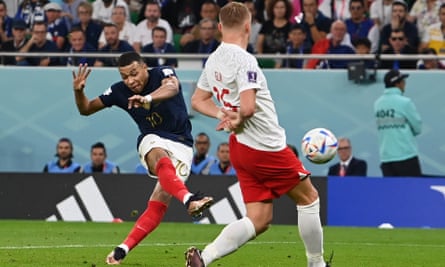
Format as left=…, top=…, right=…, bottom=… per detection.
left=218, top=22, right=222, bottom=32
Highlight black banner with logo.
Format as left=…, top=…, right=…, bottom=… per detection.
left=0, top=173, right=327, bottom=225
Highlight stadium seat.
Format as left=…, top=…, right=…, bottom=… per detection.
left=174, top=33, right=182, bottom=53
left=257, top=58, right=276, bottom=69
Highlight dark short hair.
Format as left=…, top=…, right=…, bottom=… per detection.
left=152, top=26, right=167, bottom=37
left=58, top=137, right=73, bottom=148
left=196, top=132, right=210, bottom=139
left=290, top=23, right=305, bottom=33
left=353, top=37, right=371, bottom=48
left=349, top=0, right=365, bottom=7
left=420, top=47, right=437, bottom=55
left=390, top=28, right=405, bottom=36
left=118, top=51, right=144, bottom=67
left=91, top=142, right=106, bottom=153
left=392, top=0, right=408, bottom=11
left=217, top=142, right=229, bottom=150
left=70, top=26, right=84, bottom=35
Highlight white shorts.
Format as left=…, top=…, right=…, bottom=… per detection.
left=138, top=134, right=193, bottom=182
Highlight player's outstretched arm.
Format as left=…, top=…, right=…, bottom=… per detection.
left=191, top=88, right=221, bottom=119
left=72, top=64, right=105, bottom=115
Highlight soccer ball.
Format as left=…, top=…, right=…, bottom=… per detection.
left=301, top=128, right=338, bottom=164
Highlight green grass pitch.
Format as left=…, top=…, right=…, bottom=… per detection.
left=0, top=220, right=444, bottom=266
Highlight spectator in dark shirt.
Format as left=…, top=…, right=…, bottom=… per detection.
left=256, top=0, right=292, bottom=54
left=345, top=0, right=374, bottom=43
left=0, top=18, right=27, bottom=65
left=16, top=21, right=59, bottom=66
left=142, top=26, right=177, bottom=68
left=0, top=0, right=14, bottom=43
left=95, top=22, right=134, bottom=67
left=281, top=23, right=311, bottom=68
left=380, top=28, right=417, bottom=69
left=72, top=1, right=102, bottom=49
left=182, top=18, right=220, bottom=66
left=380, top=0, right=419, bottom=52
left=60, top=26, right=97, bottom=66
left=300, top=0, right=332, bottom=48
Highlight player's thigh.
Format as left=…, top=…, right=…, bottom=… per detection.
left=138, top=134, right=193, bottom=181
left=286, top=177, right=319, bottom=206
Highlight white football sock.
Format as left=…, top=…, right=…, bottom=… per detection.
left=182, top=193, right=193, bottom=204
left=297, top=198, right=326, bottom=267
left=201, top=217, right=256, bottom=266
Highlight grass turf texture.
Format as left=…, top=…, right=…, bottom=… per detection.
left=0, top=220, right=444, bottom=266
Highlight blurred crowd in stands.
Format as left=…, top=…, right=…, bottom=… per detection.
left=1, top=0, right=444, bottom=69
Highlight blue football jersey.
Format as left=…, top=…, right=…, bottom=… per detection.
left=99, top=66, right=193, bottom=148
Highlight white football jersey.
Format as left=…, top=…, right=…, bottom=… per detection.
left=197, top=42, right=286, bottom=151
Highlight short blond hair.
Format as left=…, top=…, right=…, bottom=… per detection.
left=219, top=2, right=250, bottom=29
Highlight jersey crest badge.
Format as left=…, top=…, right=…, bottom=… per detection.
left=162, top=68, right=174, bottom=77
left=247, top=71, right=257, bottom=83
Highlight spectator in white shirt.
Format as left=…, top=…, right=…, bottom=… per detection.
left=133, top=0, right=173, bottom=53
left=98, top=5, right=136, bottom=48
left=92, top=0, right=129, bottom=25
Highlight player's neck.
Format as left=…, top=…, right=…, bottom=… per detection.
left=222, top=33, right=248, bottom=49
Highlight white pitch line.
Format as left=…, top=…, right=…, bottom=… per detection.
left=0, top=241, right=444, bottom=250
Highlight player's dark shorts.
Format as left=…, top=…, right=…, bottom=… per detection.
left=229, top=134, right=310, bottom=203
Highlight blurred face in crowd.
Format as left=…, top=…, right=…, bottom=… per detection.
left=389, top=31, right=406, bottom=52
left=111, top=6, right=126, bottom=25
left=45, top=9, right=61, bottom=23
left=201, top=2, right=219, bottom=20
left=70, top=30, right=86, bottom=51
left=12, top=27, right=26, bottom=42
left=32, top=23, right=48, bottom=46
left=337, top=139, right=352, bottom=162
left=145, top=3, right=161, bottom=23
left=303, top=0, right=318, bottom=17
left=289, top=28, right=306, bottom=47
left=392, top=4, right=407, bottom=22
left=194, top=135, right=210, bottom=156
left=199, top=20, right=216, bottom=42
left=0, top=2, right=7, bottom=20
left=91, top=147, right=106, bottom=167
left=272, top=0, right=287, bottom=20
left=349, top=1, right=365, bottom=21
left=152, top=28, right=167, bottom=49
left=217, top=143, right=231, bottom=165
left=104, top=25, right=119, bottom=47
left=77, top=5, right=92, bottom=24
left=57, top=141, right=73, bottom=160
left=355, top=43, right=370, bottom=54
left=330, top=20, right=346, bottom=45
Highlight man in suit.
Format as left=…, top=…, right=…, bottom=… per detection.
left=328, top=137, right=367, bottom=176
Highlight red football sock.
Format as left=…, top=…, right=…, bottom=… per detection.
left=123, top=200, right=167, bottom=250
left=155, top=157, right=190, bottom=202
